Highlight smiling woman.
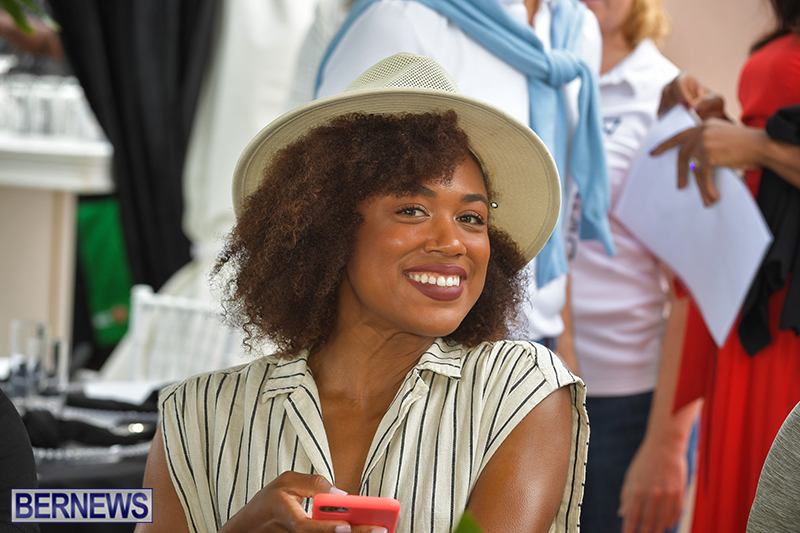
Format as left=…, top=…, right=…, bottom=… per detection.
left=136, top=53, right=588, bottom=533
left=218, top=111, right=521, bottom=354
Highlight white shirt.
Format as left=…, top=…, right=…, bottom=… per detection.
left=160, top=339, right=588, bottom=532
left=165, top=0, right=317, bottom=300
left=315, top=0, right=603, bottom=340
left=286, top=0, right=353, bottom=111
left=569, top=39, right=679, bottom=396
left=101, top=0, right=314, bottom=378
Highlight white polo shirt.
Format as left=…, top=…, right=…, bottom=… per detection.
left=316, top=0, right=603, bottom=340
left=569, top=39, right=679, bottom=396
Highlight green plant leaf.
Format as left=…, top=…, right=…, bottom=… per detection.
left=0, top=0, right=34, bottom=34
left=452, top=511, right=483, bottom=533
left=0, top=0, right=61, bottom=32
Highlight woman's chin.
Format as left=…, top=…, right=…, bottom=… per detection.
left=402, top=317, right=467, bottom=340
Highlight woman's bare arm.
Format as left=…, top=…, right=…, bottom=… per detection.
left=467, top=386, right=573, bottom=533
left=135, top=427, right=191, bottom=533
left=557, top=275, right=581, bottom=375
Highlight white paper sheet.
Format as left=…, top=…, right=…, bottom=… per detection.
left=614, top=106, right=773, bottom=346
left=83, top=380, right=171, bottom=405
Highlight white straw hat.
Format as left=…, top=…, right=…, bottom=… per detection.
left=232, top=53, right=560, bottom=263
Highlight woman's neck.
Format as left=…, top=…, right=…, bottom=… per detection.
left=307, top=325, right=436, bottom=495
left=601, top=30, right=634, bottom=74
left=308, top=325, right=435, bottom=402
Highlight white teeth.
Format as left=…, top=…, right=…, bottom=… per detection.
left=409, top=272, right=462, bottom=287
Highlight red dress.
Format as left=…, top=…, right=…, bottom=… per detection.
left=673, top=33, right=800, bottom=533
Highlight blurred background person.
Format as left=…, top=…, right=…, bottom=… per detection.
left=307, top=0, right=616, bottom=355
left=653, top=0, right=800, bottom=530
left=286, top=0, right=354, bottom=111
left=99, top=0, right=318, bottom=377
left=159, top=0, right=317, bottom=303
left=558, top=0, right=701, bottom=531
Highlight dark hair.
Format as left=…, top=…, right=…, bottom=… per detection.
left=751, top=0, right=800, bottom=52
left=213, top=110, right=528, bottom=358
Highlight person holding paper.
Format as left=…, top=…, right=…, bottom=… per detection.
left=651, top=1, right=800, bottom=531
left=557, top=1, right=701, bottom=531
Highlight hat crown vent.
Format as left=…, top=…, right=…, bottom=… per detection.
left=345, top=53, right=460, bottom=94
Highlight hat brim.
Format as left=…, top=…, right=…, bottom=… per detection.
left=233, top=87, right=560, bottom=263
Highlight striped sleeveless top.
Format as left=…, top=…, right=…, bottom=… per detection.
left=159, top=338, right=588, bottom=532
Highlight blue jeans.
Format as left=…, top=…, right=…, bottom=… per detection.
left=582, top=392, right=653, bottom=533
left=581, top=393, right=698, bottom=533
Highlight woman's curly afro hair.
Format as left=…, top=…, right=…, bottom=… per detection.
left=213, top=110, right=529, bottom=357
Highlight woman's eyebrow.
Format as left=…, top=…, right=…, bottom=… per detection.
left=417, top=186, right=489, bottom=208
left=462, top=193, right=489, bottom=208
left=418, top=185, right=436, bottom=197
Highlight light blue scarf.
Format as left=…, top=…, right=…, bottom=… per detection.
left=316, top=0, right=615, bottom=287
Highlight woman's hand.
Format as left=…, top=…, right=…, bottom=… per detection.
left=651, top=119, right=767, bottom=206
left=658, top=72, right=727, bottom=120
left=138, top=427, right=382, bottom=533
left=220, top=471, right=379, bottom=533
left=617, top=285, right=700, bottom=533
left=618, top=436, right=688, bottom=533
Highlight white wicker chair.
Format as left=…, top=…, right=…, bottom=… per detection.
left=121, top=284, right=244, bottom=382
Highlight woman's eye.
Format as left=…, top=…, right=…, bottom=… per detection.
left=459, top=213, right=486, bottom=225
left=397, top=205, right=426, bottom=217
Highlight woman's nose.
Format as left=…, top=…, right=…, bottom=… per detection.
left=423, top=217, right=466, bottom=256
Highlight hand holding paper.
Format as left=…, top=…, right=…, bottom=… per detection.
left=614, top=106, right=772, bottom=346
left=652, top=116, right=769, bottom=206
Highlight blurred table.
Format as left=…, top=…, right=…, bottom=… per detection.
left=14, top=393, right=156, bottom=533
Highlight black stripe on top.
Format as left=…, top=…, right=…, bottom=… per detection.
left=275, top=410, right=288, bottom=478
left=201, top=375, right=221, bottom=529
left=362, top=371, right=420, bottom=479
left=162, top=411, right=199, bottom=533
left=565, top=385, right=581, bottom=530
left=216, top=374, right=243, bottom=522
left=227, top=364, right=256, bottom=520
left=450, top=375, right=459, bottom=533
left=485, top=378, right=546, bottom=452
left=549, top=349, right=561, bottom=388
left=409, top=372, right=434, bottom=533
left=482, top=344, right=525, bottom=455
left=287, top=396, right=335, bottom=481
left=260, top=398, right=276, bottom=488
left=393, top=417, right=411, bottom=500
left=431, top=377, right=451, bottom=533
left=245, top=364, right=271, bottom=501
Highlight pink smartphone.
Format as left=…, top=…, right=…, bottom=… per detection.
left=312, top=493, right=401, bottom=533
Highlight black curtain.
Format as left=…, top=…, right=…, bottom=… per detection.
left=48, top=0, right=218, bottom=290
